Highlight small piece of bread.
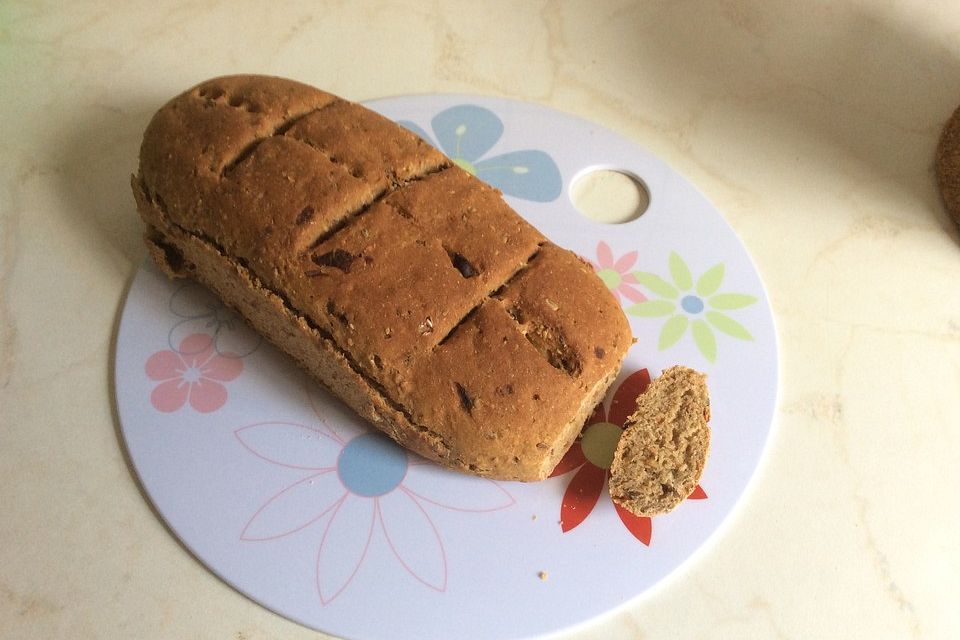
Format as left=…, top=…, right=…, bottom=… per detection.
left=936, top=103, right=960, bottom=229
left=608, top=366, right=710, bottom=517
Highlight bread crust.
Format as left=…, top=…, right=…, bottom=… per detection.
left=133, top=75, right=631, bottom=481
left=936, top=103, right=960, bottom=229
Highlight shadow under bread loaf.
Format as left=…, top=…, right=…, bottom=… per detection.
left=131, top=75, right=633, bottom=481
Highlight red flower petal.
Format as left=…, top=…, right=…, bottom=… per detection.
left=614, top=502, right=652, bottom=545
left=596, top=241, right=614, bottom=269
left=145, top=350, right=184, bottom=381
left=201, top=352, right=244, bottom=382
left=188, top=378, right=228, bottom=413
left=151, top=378, right=188, bottom=412
left=549, top=441, right=587, bottom=477
left=618, top=284, right=647, bottom=303
left=688, top=484, right=708, bottom=500
left=588, top=399, right=606, bottom=426
left=613, top=250, right=638, bottom=273
left=178, top=333, right=215, bottom=364
left=608, top=369, right=651, bottom=428
left=559, top=463, right=606, bottom=532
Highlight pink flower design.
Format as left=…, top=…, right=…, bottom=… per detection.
left=235, top=421, right=515, bottom=605
left=550, top=369, right=707, bottom=545
left=145, top=333, right=243, bottom=413
left=588, top=241, right=646, bottom=304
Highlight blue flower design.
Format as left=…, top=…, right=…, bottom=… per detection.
left=399, top=105, right=562, bottom=202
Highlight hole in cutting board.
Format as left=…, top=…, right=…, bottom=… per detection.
left=570, top=169, right=649, bottom=224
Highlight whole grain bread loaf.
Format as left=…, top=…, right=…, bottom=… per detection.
left=132, top=75, right=632, bottom=481
left=936, top=103, right=960, bottom=230
left=608, top=366, right=710, bottom=515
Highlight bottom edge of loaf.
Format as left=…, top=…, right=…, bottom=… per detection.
left=132, top=179, right=622, bottom=481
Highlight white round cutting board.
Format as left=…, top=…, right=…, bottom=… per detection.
left=115, top=95, right=778, bottom=640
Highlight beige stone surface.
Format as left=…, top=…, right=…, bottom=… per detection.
left=2, top=1, right=958, bottom=638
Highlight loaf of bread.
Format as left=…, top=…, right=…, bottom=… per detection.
left=608, top=366, right=710, bottom=515
left=936, top=103, right=960, bottom=229
left=132, top=75, right=632, bottom=481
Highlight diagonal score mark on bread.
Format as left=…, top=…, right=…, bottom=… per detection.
left=434, top=242, right=543, bottom=350
left=298, top=162, right=451, bottom=257
left=133, top=75, right=633, bottom=481
left=219, top=100, right=342, bottom=176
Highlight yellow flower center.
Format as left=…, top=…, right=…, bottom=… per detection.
left=597, top=268, right=621, bottom=290
left=580, top=421, right=622, bottom=469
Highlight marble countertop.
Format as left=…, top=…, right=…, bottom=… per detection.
left=2, top=1, right=958, bottom=638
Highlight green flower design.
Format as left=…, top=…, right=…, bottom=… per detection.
left=626, top=252, right=757, bottom=362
